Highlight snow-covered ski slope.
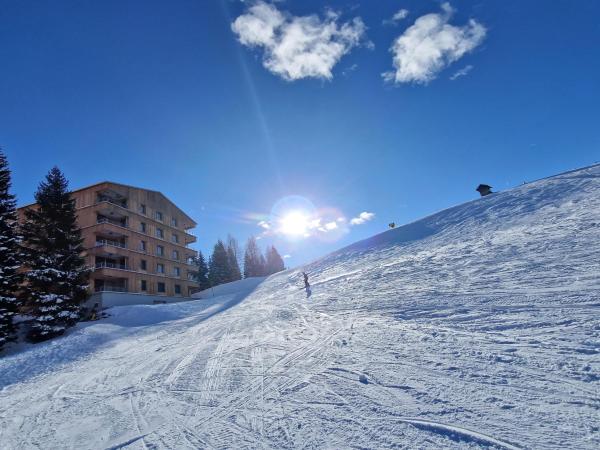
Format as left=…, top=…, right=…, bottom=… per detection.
left=1, top=165, right=599, bottom=449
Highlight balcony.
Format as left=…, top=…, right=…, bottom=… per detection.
left=95, top=239, right=127, bottom=249
left=97, top=216, right=128, bottom=228
left=95, top=203, right=129, bottom=223
left=93, top=278, right=128, bottom=293
left=96, top=189, right=128, bottom=209
left=95, top=262, right=129, bottom=270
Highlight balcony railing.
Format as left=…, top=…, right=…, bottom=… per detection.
left=97, top=217, right=128, bottom=228
left=94, top=286, right=128, bottom=293
left=95, top=239, right=127, bottom=249
left=95, top=262, right=129, bottom=270
left=96, top=196, right=128, bottom=209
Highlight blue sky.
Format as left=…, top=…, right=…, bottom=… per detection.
left=1, top=0, right=599, bottom=266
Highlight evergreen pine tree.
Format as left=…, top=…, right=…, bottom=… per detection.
left=243, top=236, right=263, bottom=278
left=258, top=252, right=267, bottom=276
left=190, top=250, right=210, bottom=291
left=208, top=240, right=230, bottom=287
left=226, top=234, right=242, bottom=282
left=21, top=167, right=90, bottom=342
left=0, top=150, right=22, bottom=351
left=265, top=246, right=285, bottom=275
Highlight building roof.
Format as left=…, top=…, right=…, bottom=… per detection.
left=18, top=180, right=197, bottom=227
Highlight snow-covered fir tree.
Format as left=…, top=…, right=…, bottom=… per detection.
left=0, top=150, right=22, bottom=351
left=265, top=246, right=285, bottom=275
left=208, top=240, right=230, bottom=287
left=243, top=236, right=264, bottom=278
left=190, top=250, right=210, bottom=291
left=21, top=167, right=90, bottom=342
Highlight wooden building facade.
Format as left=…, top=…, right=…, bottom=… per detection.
left=19, top=181, right=199, bottom=299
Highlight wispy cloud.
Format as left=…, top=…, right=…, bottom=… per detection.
left=257, top=220, right=270, bottom=229
left=383, top=8, right=409, bottom=26
left=450, top=64, right=473, bottom=80
left=342, top=63, right=358, bottom=77
left=350, top=211, right=375, bottom=225
left=232, top=1, right=367, bottom=81
left=383, top=3, right=486, bottom=84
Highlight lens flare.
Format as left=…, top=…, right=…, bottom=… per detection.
left=279, top=211, right=309, bottom=236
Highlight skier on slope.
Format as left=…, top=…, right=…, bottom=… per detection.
left=302, top=272, right=312, bottom=298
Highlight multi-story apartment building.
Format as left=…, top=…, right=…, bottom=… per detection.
left=19, top=182, right=199, bottom=302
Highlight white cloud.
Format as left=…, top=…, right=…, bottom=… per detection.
left=232, top=1, right=367, bottom=81
left=283, top=254, right=291, bottom=259
left=257, top=220, right=271, bottom=229
left=383, top=3, right=486, bottom=84
left=392, top=9, right=409, bottom=22
left=350, top=211, right=375, bottom=225
left=324, top=221, right=338, bottom=231
left=384, top=8, right=409, bottom=25
left=449, top=64, right=473, bottom=80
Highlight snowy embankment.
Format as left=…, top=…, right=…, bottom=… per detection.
left=1, top=165, right=599, bottom=449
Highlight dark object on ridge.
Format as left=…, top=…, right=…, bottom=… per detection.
left=389, top=222, right=396, bottom=229
left=476, top=184, right=493, bottom=197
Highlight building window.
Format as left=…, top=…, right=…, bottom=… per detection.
left=156, top=245, right=164, bottom=256
left=155, top=211, right=163, bottom=222
left=174, top=267, right=180, bottom=277
left=172, top=250, right=179, bottom=260
left=171, top=217, right=178, bottom=227
left=157, top=263, right=165, bottom=274
left=139, top=204, right=147, bottom=215
left=156, top=228, right=164, bottom=239
left=139, top=222, right=146, bottom=233
left=174, top=284, right=181, bottom=295
left=141, top=280, right=147, bottom=291
left=140, top=259, right=147, bottom=271
left=171, top=233, right=179, bottom=244
left=157, top=282, right=166, bottom=293
left=139, top=240, right=147, bottom=252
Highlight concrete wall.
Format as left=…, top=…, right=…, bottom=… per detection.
left=88, top=291, right=191, bottom=309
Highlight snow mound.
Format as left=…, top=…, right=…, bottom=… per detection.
left=1, top=164, right=599, bottom=449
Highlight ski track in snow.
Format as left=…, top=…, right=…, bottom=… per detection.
left=1, top=165, right=600, bottom=449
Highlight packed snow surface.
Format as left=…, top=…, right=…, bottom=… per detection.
left=1, top=165, right=600, bottom=449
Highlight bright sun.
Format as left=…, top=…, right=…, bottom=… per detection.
left=279, top=211, right=308, bottom=236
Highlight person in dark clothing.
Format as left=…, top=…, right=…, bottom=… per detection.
left=302, top=272, right=311, bottom=298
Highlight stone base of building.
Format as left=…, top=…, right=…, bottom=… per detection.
left=87, top=291, right=191, bottom=310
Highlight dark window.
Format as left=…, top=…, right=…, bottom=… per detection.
left=139, top=204, right=147, bottom=215
left=140, top=259, right=147, bottom=271
left=174, top=284, right=181, bottom=295
left=139, top=240, right=147, bottom=252
left=172, top=234, right=179, bottom=243
left=156, top=245, right=164, bottom=256
left=141, top=280, right=147, bottom=291
left=171, top=217, right=178, bottom=227
left=140, top=222, right=146, bottom=233
left=156, top=228, right=164, bottom=239
left=157, top=263, right=165, bottom=273
left=157, top=282, right=166, bottom=293
left=155, top=211, right=163, bottom=221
